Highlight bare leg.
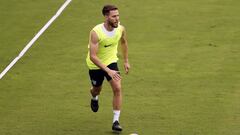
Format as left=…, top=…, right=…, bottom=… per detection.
left=109, top=79, right=122, bottom=110
left=90, top=86, right=102, bottom=97
left=110, top=79, right=123, bottom=131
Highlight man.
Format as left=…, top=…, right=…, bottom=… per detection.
left=86, top=4, right=130, bottom=132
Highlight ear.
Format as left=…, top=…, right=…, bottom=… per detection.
left=104, top=15, right=109, bottom=19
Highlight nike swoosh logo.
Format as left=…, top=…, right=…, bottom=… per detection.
left=104, top=44, right=112, bottom=47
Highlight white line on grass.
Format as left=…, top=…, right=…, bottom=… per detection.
left=0, top=0, right=72, bottom=80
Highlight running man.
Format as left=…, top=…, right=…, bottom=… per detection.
left=86, top=4, right=130, bottom=132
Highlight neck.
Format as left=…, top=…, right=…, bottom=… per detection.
left=103, top=22, right=114, bottom=31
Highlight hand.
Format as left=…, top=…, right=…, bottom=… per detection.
left=107, top=69, right=121, bottom=81
left=124, top=62, right=130, bottom=74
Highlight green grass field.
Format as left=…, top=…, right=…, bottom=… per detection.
left=0, top=0, right=240, bottom=135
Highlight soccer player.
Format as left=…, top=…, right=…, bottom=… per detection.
left=86, top=4, right=130, bottom=132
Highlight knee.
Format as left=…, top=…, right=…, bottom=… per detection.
left=113, top=86, right=121, bottom=95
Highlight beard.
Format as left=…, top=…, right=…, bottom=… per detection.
left=109, top=20, right=118, bottom=28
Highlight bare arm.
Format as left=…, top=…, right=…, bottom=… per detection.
left=89, top=30, right=121, bottom=80
left=120, top=26, right=130, bottom=74
left=89, top=30, right=109, bottom=72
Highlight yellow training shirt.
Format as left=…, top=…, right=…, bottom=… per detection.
left=86, top=23, right=123, bottom=69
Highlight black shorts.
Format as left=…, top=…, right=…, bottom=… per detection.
left=89, top=63, right=119, bottom=87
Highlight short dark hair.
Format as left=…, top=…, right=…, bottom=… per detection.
left=102, top=4, right=118, bottom=16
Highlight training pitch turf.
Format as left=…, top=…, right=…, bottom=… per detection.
left=0, top=0, right=240, bottom=135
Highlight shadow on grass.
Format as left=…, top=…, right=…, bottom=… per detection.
left=104, top=131, right=122, bottom=135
